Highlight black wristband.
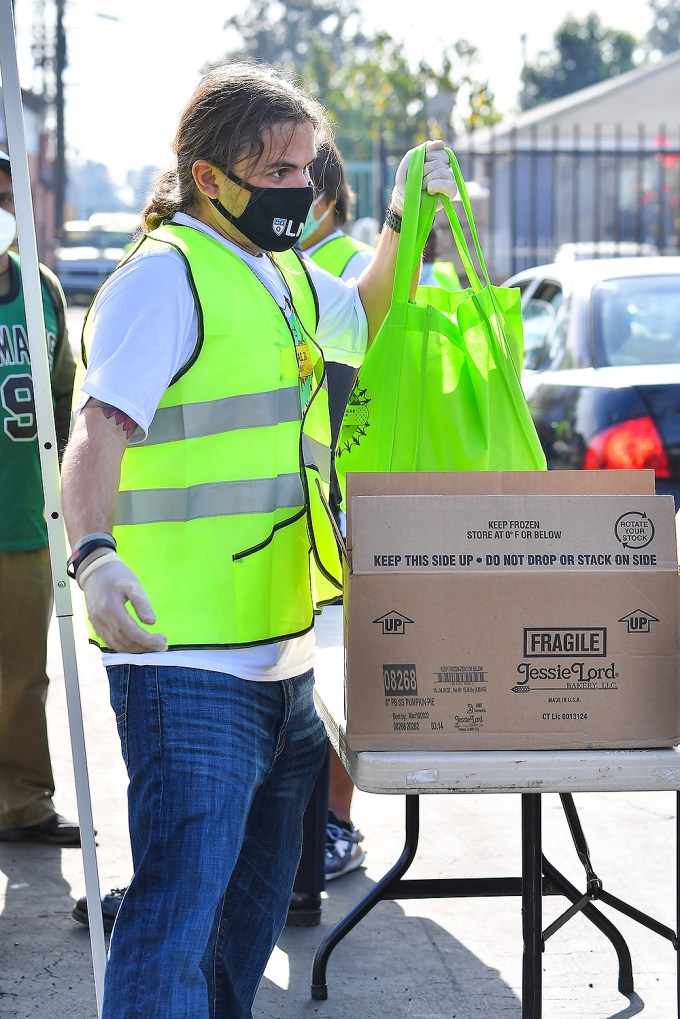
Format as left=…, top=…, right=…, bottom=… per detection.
left=67, top=536, right=117, bottom=579
left=385, top=206, right=402, bottom=234
left=72, top=530, right=116, bottom=554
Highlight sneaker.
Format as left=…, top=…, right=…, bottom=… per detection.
left=325, top=809, right=366, bottom=881
left=72, top=887, right=127, bottom=933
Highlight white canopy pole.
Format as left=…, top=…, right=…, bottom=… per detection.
left=0, top=3, right=106, bottom=1013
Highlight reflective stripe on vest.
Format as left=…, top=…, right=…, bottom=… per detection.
left=137, top=387, right=302, bottom=446
left=134, top=385, right=332, bottom=486
left=116, top=472, right=305, bottom=526
left=302, top=433, right=331, bottom=485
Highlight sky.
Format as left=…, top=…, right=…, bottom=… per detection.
left=9, top=0, right=656, bottom=184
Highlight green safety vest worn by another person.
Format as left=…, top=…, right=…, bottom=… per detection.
left=79, top=222, right=343, bottom=651
left=309, top=233, right=373, bottom=278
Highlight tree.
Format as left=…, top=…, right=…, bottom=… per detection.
left=646, top=0, right=680, bottom=55
left=126, top=165, right=162, bottom=212
left=314, top=36, right=500, bottom=157
left=214, top=0, right=500, bottom=159
left=520, top=14, right=638, bottom=110
left=223, top=0, right=371, bottom=72
left=66, top=160, right=127, bottom=219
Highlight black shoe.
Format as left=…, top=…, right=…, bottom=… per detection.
left=0, top=813, right=81, bottom=846
left=286, top=892, right=322, bottom=928
left=72, top=887, right=127, bottom=933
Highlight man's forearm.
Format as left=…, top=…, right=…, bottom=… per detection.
left=60, top=405, right=129, bottom=545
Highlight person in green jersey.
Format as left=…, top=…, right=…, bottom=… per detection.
left=0, top=150, right=78, bottom=846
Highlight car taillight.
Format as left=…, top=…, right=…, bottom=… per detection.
left=583, top=416, right=671, bottom=476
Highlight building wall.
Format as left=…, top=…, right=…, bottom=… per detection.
left=0, top=89, right=55, bottom=264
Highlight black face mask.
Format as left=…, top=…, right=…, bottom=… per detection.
left=210, top=170, right=314, bottom=252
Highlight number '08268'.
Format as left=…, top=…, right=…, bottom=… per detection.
left=382, top=665, right=418, bottom=696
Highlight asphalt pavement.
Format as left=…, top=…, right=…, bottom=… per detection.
left=0, top=600, right=678, bottom=1019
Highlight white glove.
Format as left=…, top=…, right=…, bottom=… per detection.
left=390, top=139, right=457, bottom=214
left=77, top=551, right=168, bottom=653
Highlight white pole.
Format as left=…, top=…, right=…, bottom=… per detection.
left=0, top=3, right=106, bottom=1014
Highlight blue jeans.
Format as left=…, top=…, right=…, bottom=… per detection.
left=102, top=665, right=326, bottom=1019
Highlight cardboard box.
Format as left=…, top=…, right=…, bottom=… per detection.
left=344, top=471, right=680, bottom=752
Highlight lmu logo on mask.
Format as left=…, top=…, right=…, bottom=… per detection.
left=273, top=218, right=303, bottom=239
left=211, top=172, right=314, bottom=252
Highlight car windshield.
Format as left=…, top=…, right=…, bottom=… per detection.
left=57, top=229, right=132, bottom=249
left=593, top=275, right=680, bottom=367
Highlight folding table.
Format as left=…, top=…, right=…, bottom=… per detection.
left=312, top=606, right=680, bottom=1018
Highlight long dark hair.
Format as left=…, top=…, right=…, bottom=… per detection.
left=142, top=61, right=329, bottom=232
left=308, top=140, right=355, bottom=226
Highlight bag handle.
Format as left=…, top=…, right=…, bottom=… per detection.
left=437, top=148, right=516, bottom=363
left=392, top=144, right=438, bottom=306
left=441, top=147, right=492, bottom=289
left=438, top=195, right=483, bottom=294
left=369, top=150, right=433, bottom=471
left=393, top=143, right=487, bottom=300
left=440, top=155, right=544, bottom=465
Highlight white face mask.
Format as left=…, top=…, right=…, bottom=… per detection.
left=300, top=193, right=332, bottom=244
left=0, top=207, right=16, bottom=256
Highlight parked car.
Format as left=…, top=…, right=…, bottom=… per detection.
left=505, top=256, right=680, bottom=506
left=554, top=241, right=660, bottom=262
left=53, top=212, right=138, bottom=303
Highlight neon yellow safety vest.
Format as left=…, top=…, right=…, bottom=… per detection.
left=80, top=222, right=343, bottom=650
left=310, top=233, right=373, bottom=277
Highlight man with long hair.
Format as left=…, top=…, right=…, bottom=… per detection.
left=61, top=62, right=455, bottom=1018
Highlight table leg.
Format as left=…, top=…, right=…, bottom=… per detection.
left=310, top=795, right=421, bottom=1000
left=541, top=855, right=633, bottom=994
left=522, top=793, right=543, bottom=1019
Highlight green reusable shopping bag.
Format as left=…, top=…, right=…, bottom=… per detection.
left=335, top=144, right=546, bottom=497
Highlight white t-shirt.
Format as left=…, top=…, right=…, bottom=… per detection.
left=304, top=229, right=374, bottom=282
left=77, top=213, right=369, bottom=680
